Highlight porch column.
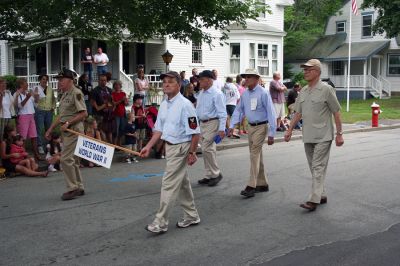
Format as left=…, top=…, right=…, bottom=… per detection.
left=26, top=46, right=30, bottom=83
left=119, top=42, right=123, bottom=72
left=68, top=37, right=74, bottom=70
left=368, top=58, right=372, bottom=75
left=46, top=41, right=50, bottom=74
left=378, top=57, right=381, bottom=77
left=363, top=60, right=367, bottom=100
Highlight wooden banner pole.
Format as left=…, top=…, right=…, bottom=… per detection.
left=65, top=128, right=141, bottom=156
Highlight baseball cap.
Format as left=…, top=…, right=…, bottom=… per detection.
left=160, top=71, right=181, bottom=83
left=300, top=59, right=321, bottom=69
left=198, top=70, right=214, bottom=79
left=55, top=68, right=77, bottom=80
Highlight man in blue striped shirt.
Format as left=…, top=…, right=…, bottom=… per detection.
left=196, top=70, right=227, bottom=187
left=229, top=69, right=277, bottom=198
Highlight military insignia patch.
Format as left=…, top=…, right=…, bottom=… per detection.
left=188, top=117, right=198, bottom=129
left=76, top=93, right=82, bottom=101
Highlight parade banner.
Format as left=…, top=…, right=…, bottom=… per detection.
left=74, top=135, right=115, bottom=168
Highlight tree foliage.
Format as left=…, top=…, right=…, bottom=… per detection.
left=0, top=0, right=268, bottom=45
left=362, top=0, right=400, bottom=38
left=284, top=0, right=343, bottom=56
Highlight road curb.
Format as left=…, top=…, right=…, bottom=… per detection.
left=215, top=124, right=400, bottom=151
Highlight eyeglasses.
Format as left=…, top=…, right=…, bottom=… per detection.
left=303, top=68, right=317, bottom=72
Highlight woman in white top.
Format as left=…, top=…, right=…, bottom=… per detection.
left=0, top=77, right=15, bottom=142
left=13, top=78, right=41, bottom=160
left=134, top=67, right=149, bottom=105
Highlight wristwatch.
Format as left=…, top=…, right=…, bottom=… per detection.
left=65, top=121, right=70, bottom=128
left=336, top=131, right=343, bottom=135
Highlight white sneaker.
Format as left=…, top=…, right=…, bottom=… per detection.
left=161, top=155, right=165, bottom=159
left=38, top=146, right=45, bottom=154
left=132, top=157, right=139, bottom=163
left=176, top=217, right=201, bottom=228
left=126, top=158, right=132, bottom=164
left=48, top=164, right=57, bottom=172
left=145, top=223, right=168, bottom=234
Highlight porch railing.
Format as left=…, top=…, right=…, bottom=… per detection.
left=18, top=74, right=59, bottom=91
left=368, top=75, right=382, bottom=98
left=126, top=74, right=163, bottom=89
left=329, top=75, right=366, bottom=88
left=379, top=75, right=391, bottom=97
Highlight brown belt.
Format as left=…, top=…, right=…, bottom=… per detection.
left=200, top=117, right=218, bottom=123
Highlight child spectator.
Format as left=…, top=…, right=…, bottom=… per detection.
left=46, top=132, right=62, bottom=172
left=10, top=135, right=29, bottom=164
left=124, top=112, right=138, bottom=163
left=84, top=117, right=102, bottom=167
left=131, top=94, right=146, bottom=151
left=10, top=135, right=48, bottom=176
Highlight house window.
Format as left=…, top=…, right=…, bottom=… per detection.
left=388, top=54, right=400, bottom=76
left=332, top=61, right=345, bottom=75
left=230, top=43, right=240, bottom=74
left=272, top=45, right=278, bottom=72
left=257, top=44, right=269, bottom=76
left=362, top=14, right=373, bottom=37
left=336, top=21, right=346, bottom=33
left=14, top=48, right=27, bottom=76
left=249, top=43, right=256, bottom=69
left=192, top=42, right=202, bottom=64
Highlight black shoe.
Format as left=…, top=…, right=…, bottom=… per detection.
left=198, top=178, right=210, bottom=185
left=255, top=185, right=269, bottom=193
left=320, top=196, right=327, bottom=204
left=208, top=173, right=223, bottom=187
left=240, top=186, right=256, bottom=198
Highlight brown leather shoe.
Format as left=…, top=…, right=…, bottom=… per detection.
left=320, top=196, right=327, bottom=204
left=300, top=202, right=318, bottom=211
left=61, top=189, right=81, bottom=201
left=77, top=189, right=85, bottom=196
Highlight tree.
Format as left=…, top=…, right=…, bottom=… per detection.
left=284, top=0, right=343, bottom=56
left=362, top=0, right=400, bottom=38
left=0, top=0, right=268, bottom=45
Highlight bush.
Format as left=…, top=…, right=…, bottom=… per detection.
left=2, top=75, right=18, bottom=94
left=293, top=72, right=308, bottom=87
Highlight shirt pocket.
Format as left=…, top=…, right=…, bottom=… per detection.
left=311, top=98, right=325, bottom=113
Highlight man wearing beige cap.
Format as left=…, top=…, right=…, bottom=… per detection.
left=284, top=59, right=344, bottom=211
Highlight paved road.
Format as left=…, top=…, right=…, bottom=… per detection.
left=1, top=129, right=399, bottom=266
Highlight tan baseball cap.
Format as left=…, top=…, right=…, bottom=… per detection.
left=300, top=59, right=321, bottom=69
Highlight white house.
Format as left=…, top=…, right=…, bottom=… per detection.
left=0, top=0, right=291, bottom=100
left=285, top=0, right=400, bottom=99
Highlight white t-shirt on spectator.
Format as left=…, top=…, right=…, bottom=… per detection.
left=224, top=82, right=240, bottom=106
left=94, top=53, right=109, bottom=66
left=1, top=91, right=14, bottom=118
left=17, top=92, right=36, bottom=115
left=213, top=79, right=224, bottom=91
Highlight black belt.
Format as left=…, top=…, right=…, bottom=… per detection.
left=249, top=121, right=267, bottom=126
left=165, top=141, right=190, bottom=146
left=201, top=117, right=218, bottom=123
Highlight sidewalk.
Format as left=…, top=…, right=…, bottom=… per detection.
left=215, top=119, right=400, bottom=151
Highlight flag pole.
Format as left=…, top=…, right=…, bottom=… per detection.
left=346, top=2, right=353, bottom=112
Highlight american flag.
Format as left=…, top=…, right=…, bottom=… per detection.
left=351, top=0, right=358, bottom=15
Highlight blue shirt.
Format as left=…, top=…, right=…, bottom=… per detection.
left=154, top=93, right=200, bottom=144
left=196, top=86, right=227, bottom=131
left=230, top=85, right=277, bottom=137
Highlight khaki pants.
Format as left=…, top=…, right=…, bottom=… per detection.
left=154, top=142, right=199, bottom=227
left=200, top=120, right=221, bottom=178
left=247, top=124, right=268, bottom=188
left=304, top=141, right=332, bottom=203
left=61, top=127, right=84, bottom=191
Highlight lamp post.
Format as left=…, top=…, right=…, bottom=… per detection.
left=161, top=50, right=173, bottom=72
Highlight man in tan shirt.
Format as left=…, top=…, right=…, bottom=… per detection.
left=46, top=69, right=88, bottom=201
left=284, top=59, right=344, bottom=211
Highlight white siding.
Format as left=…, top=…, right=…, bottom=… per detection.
left=0, top=41, right=5, bottom=75
left=263, top=1, right=285, bottom=31
left=166, top=29, right=228, bottom=82
left=146, top=43, right=166, bottom=73
left=325, top=0, right=386, bottom=42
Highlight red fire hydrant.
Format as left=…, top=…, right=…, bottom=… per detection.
left=371, top=102, right=382, bottom=127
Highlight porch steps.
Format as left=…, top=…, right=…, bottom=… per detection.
left=369, top=90, right=390, bottom=99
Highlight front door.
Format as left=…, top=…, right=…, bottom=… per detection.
left=136, top=43, right=145, bottom=71
left=36, top=46, right=46, bottom=75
